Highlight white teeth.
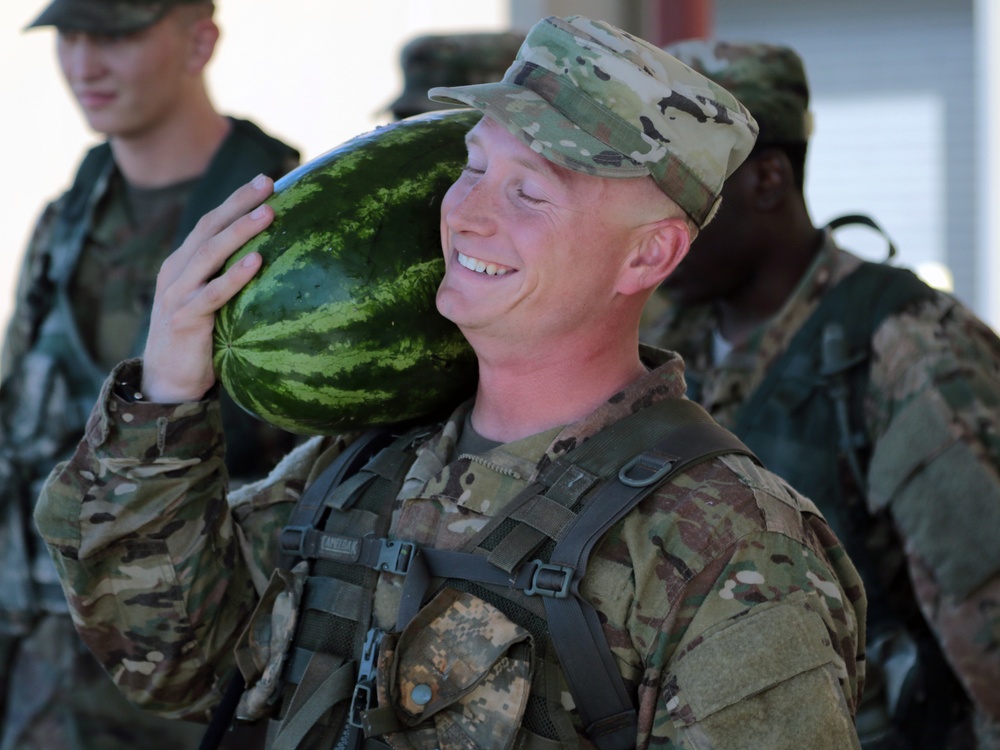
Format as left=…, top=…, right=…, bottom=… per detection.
left=458, top=252, right=509, bottom=276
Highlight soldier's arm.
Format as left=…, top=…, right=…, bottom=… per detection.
left=627, top=457, right=864, bottom=749
left=866, top=295, right=1000, bottom=736
left=33, top=359, right=312, bottom=720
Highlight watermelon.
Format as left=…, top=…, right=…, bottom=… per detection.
left=212, top=109, right=481, bottom=435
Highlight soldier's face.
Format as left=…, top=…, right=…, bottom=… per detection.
left=661, top=154, right=761, bottom=306
left=436, top=117, right=647, bottom=349
left=56, top=11, right=200, bottom=140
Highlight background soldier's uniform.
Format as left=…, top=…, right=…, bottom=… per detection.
left=0, top=119, right=299, bottom=749
left=35, top=349, right=866, bottom=749
left=641, top=41, right=1000, bottom=749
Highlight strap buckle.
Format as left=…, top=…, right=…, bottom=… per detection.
left=348, top=628, right=384, bottom=729
left=348, top=683, right=375, bottom=729
left=278, top=525, right=310, bottom=557
left=374, top=539, right=415, bottom=575
left=524, top=560, right=573, bottom=599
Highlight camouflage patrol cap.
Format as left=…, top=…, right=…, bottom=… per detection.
left=388, top=32, right=525, bottom=119
left=663, top=39, right=811, bottom=145
left=26, top=0, right=208, bottom=34
left=429, top=15, right=759, bottom=227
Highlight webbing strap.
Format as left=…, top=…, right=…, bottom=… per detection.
left=276, top=401, right=754, bottom=750
left=270, top=653, right=355, bottom=750
left=543, top=419, right=754, bottom=750
left=280, top=428, right=394, bottom=545
left=395, top=400, right=756, bottom=750
left=556, top=398, right=721, bottom=478
left=269, top=427, right=416, bottom=750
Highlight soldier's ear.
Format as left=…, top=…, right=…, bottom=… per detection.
left=749, top=148, right=793, bottom=211
left=187, top=17, right=219, bottom=73
left=618, top=217, right=692, bottom=296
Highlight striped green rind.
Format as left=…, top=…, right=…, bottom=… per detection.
left=212, top=110, right=481, bottom=434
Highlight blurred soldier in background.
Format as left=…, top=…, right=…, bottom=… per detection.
left=0, top=0, right=299, bottom=747
left=384, top=30, right=524, bottom=121
left=642, top=40, right=1000, bottom=750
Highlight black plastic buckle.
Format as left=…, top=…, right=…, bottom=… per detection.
left=278, top=525, right=310, bottom=557
left=375, top=540, right=415, bottom=575
left=348, top=628, right=384, bottom=728
left=523, top=560, right=573, bottom=599
left=348, top=681, right=375, bottom=729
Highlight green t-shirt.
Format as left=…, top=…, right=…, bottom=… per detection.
left=69, top=172, right=197, bottom=369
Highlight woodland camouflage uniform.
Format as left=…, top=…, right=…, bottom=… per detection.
left=0, top=4, right=300, bottom=748
left=36, top=16, right=866, bottom=749
left=643, top=40, right=1000, bottom=750
left=0, top=128, right=298, bottom=750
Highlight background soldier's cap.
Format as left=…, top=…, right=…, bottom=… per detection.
left=387, top=32, right=525, bottom=120
left=26, top=0, right=204, bottom=34
left=663, top=39, right=812, bottom=145
left=429, top=15, right=759, bottom=228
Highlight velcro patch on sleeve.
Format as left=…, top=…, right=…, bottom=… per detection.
left=667, top=596, right=834, bottom=722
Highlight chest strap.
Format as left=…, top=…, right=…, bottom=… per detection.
left=275, top=401, right=755, bottom=750
left=395, top=402, right=755, bottom=750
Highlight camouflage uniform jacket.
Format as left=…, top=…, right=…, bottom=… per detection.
left=37, top=348, right=866, bottom=749
left=643, top=232, right=1000, bottom=748
left=0, top=118, right=298, bottom=750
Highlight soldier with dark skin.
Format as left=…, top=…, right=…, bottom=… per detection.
left=642, top=41, right=1000, bottom=750
left=0, top=1, right=299, bottom=748
left=37, top=17, right=867, bottom=749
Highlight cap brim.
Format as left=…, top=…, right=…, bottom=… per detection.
left=24, top=0, right=164, bottom=33
left=381, top=90, right=460, bottom=118
left=430, top=82, right=650, bottom=180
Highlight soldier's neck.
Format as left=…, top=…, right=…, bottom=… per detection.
left=109, top=102, right=230, bottom=189
left=715, top=224, right=823, bottom=345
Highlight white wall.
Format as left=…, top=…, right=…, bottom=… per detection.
left=0, top=0, right=507, bottom=337
left=714, top=0, right=987, bottom=320
left=975, top=0, right=1000, bottom=329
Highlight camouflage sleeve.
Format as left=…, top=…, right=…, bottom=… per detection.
left=615, top=455, right=865, bottom=749
left=32, top=359, right=322, bottom=720
left=866, top=295, right=1000, bottom=737
left=1, top=200, right=60, bottom=381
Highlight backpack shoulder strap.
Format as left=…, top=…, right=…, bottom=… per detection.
left=200, top=426, right=399, bottom=750
left=278, top=427, right=398, bottom=565
left=542, top=400, right=754, bottom=750
left=734, top=258, right=934, bottom=438
left=402, top=399, right=756, bottom=750
left=266, top=401, right=754, bottom=750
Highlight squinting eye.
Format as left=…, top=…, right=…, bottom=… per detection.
left=462, top=165, right=485, bottom=176
left=517, top=189, right=545, bottom=205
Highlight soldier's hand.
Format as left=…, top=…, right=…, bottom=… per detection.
left=141, top=175, right=275, bottom=403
